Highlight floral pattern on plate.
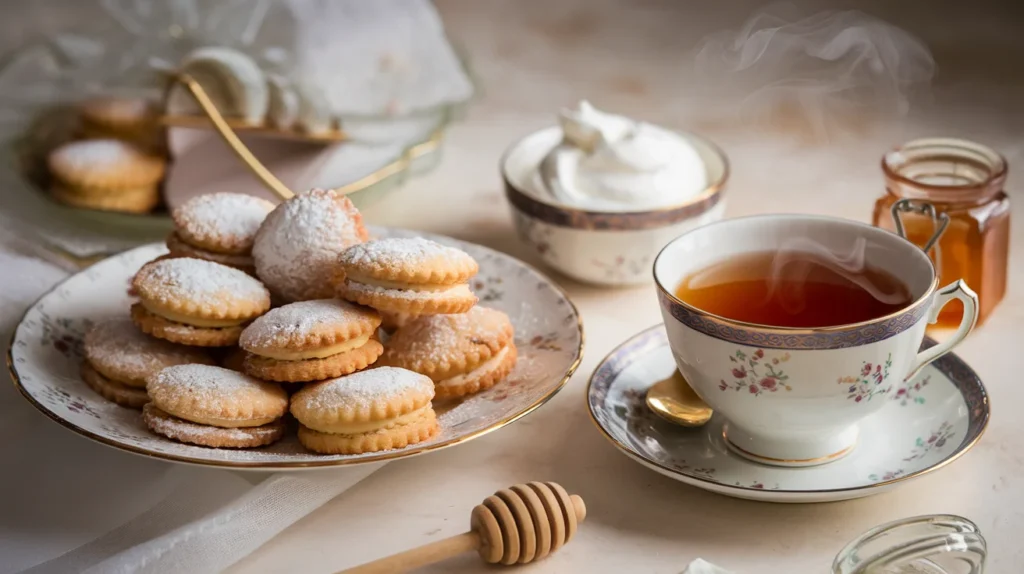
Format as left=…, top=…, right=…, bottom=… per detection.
left=588, top=326, right=988, bottom=503
left=9, top=226, right=583, bottom=470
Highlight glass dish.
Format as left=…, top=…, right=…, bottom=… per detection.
left=833, top=515, right=986, bottom=574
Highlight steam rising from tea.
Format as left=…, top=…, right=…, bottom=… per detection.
left=676, top=240, right=912, bottom=328
left=692, top=7, right=934, bottom=141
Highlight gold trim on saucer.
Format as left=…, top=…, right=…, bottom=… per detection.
left=585, top=325, right=990, bottom=497
left=7, top=243, right=585, bottom=470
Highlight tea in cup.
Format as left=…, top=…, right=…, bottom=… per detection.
left=654, top=215, right=978, bottom=466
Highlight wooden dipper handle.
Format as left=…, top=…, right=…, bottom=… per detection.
left=339, top=482, right=586, bottom=574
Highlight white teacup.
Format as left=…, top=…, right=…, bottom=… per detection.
left=654, top=215, right=978, bottom=467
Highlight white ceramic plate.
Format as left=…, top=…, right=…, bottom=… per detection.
left=8, top=227, right=583, bottom=470
left=588, top=326, right=988, bottom=503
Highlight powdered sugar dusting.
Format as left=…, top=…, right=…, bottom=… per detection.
left=253, top=188, right=367, bottom=302
left=136, top=258, right=269, bottom=306
left=174, top=193, right=275, bottom=248
left=147, top=364, right=283, bottom=408
left=240, top=299, right=375, bottom=349
left=295, top=367, right=432, bottom=410
left=85, top=318, right=210, bottom=377
left=53, top=139, right=145, bottom=171
left=388, top=307, right=511, bottom=362
left=341, top=237, right=474, bottom=270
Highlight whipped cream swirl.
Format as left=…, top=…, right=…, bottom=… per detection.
left=536, top=101, right=708, bottom=211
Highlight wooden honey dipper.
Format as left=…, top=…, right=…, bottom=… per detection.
left=339, top=482, right=586, bottom=573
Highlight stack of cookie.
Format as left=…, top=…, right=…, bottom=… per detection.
left=144, top=364, right=289, bottom=448
left=82, top=318, right=214, bottom=409
left=47, top=139, right=165, bottom=213
left=290, top=367, right=438, bottom=455
left=75, top=187, right=520, bottom=456
left=239, top=299, right=383, bottom=383
left=77, top=96, right=163, bottom=152
left=337, top=236, right=519, bottom=401
left=166, top=192, right=275, bottom=274
left=131, top=257, right=271, bottom=347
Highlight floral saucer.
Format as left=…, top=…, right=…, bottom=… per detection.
left=8, top=227, right=583, bottom=470
left=588, top=326, right=988, bottom=503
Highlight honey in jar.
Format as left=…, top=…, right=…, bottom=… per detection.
left=873, top=138, right=1010, bottom=328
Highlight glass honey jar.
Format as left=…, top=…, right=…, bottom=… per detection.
left=874, top=138, right=1010, bottom=328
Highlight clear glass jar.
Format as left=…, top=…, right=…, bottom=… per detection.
left=833, top=515, right=987, bottom=574
left=873, top=138, right=1010, bottom=328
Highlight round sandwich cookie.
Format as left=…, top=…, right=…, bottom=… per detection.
left=252, top=188, right=369, bottom=303
left=131, top=258, right=271, bottom=347
left=380, top=306, right=518, bottom=399
left=48, top=139, right=165, bottom=193
left=240, top=299, right=383, bottom=383
left=144, top=364, right=288, bottom=448
left=82, top=317, right=213, bottom=405
left=338, top=237, right=479, bottom=316
left=171, top=192, right=275, bottom=256
left=290, top=366, right=439, bottom=455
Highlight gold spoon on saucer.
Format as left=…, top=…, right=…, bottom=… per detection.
left=646, top=371, right=713, bottom=427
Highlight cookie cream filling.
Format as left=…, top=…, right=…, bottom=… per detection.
left=256, top=333, right=373, bottom=361
left=437, top=346, right=511, bottom=389
left=142, top=302, right=248, bottom=328
left=309, top=404, right=430, bottom=435
left=345, top=280, right=473, bottom=300
left=532, top=101, right=708, bottom=211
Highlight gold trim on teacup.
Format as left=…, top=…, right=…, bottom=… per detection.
left=723, top=431, right=857, bottom=465
left=652, top=214, right=939, bottom=350
left=7, top=242, right=585, bottom=470
left=500, top=128, right=729, bottom=231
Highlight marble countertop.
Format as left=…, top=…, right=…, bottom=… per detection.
left=227, top=1, right=1024, bottom=573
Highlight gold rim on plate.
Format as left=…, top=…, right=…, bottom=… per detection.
left=7, top=242, right=585, bottom=470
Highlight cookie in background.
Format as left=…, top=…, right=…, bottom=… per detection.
left=47, top=138, right=165, bottom=214
left=77, top=96, right=165, bottom=152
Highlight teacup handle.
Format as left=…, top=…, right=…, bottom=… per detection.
left=906, top=280, right=979, bottom=380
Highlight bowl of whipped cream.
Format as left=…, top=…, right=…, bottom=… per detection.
left=501, top=101, right=728, bottom=286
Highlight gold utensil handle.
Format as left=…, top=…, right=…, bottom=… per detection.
left=337, top=532, right=480, bottom=574
left=174, top=73, right=295, bottom=200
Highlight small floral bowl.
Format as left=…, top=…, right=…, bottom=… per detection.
left=500, top=126, right=728, bottom=286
